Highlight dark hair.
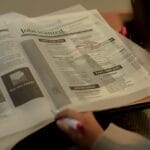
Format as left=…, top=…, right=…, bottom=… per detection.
left=131, top=0, right=150, bottom=49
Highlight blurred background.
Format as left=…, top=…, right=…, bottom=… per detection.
left=0, top=0, right=131, bottom=16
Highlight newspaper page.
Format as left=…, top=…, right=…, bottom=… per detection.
left=0, top=5, right=90, bottom=148
left=0, top=14, right=54, bottom=138
left=7, top=10, right=150, bottom=112
left=0, top=6, right=149, bottom=148
left=0, top=5, right=149, bottom=149
left=0, top=5, right=88, bottom=139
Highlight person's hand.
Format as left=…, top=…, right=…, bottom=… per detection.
left=55, top=109, right=103, bottom=149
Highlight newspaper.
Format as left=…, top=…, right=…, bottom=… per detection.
left=0, top=9, right=149, bottom=141
left=0, top=5, right=87, bottom=150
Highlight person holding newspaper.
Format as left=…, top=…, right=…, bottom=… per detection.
left=55, top=109, right=150, bottom=150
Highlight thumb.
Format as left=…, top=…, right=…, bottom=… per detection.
left=56, top=119, right=83, bottom=143
left=56, top=120, right=71, bottom=133
left=56, top=119, right=81, bottom=139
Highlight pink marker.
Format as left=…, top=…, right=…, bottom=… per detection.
left=58, top=118, right=84, bottom=134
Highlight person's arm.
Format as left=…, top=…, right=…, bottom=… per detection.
left=93, top=123, right=150, bottom=150
left=55, top=109, right=150, bottom=150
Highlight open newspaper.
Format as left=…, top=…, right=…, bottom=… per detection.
left=0, top=9, right=149, bottom=140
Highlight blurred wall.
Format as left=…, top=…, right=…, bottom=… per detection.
left=0, top=0, right=131, bottom=16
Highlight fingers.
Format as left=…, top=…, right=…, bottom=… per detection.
left=56, top=119, right=82, bottom=140
left=55, top=109, right=103, bottom=149
left=56, top=119, right=70, bottom=134
left=55, top=108, right=81, bottom=120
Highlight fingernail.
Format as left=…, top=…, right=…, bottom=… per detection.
left=56, top=120, right=62, bottom=127
left=77, top=123, right=85, bottom=134
left=54, top=117, right=61, bottom=122
left=55, top=110, right=60, bottom=115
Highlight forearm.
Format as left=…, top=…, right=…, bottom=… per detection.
left=93, top=123, right=150, bottom=150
